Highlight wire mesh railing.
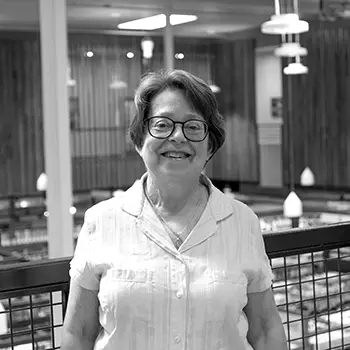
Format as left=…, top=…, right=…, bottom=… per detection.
left=0, top=222, right=349, bottom=349
left=0, top=286, right=68, bottom=350
left=271, top=250, right=350, bottom=350
left=264, top=221, right=350, bottom=350
left=0, top=259, right=70, bottom=350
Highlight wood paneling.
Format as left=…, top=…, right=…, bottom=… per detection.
left=3, top=33, right=251, bottom=195
left=0, top=36, right=43, bottom=196
left=211, top=38, right=259, bottom=183
left=283, top=22, right=350, bottom=189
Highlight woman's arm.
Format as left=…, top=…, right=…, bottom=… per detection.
left=61, top=279, right=100, bottom=350
left=244, top=287, right=288, bottom=350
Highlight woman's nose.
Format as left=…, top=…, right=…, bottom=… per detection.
left=169, top=124, right=186, bottom=142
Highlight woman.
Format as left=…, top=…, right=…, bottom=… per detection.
left=61, top=69, right=287, bottom=350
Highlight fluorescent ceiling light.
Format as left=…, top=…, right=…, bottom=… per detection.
left=118, top=14, right=198, bottom=30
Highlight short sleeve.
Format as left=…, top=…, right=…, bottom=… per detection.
left=69, top=208, right=101, bottom=290
left=247, top=212, right=274, bottom=294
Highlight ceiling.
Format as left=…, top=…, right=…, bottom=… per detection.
left=0, top=0, right=347, bottom=38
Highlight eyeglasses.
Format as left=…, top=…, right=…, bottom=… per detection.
left=144, top=116, right=209, bottom=142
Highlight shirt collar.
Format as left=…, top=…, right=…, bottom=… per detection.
left=121, top=172, right=234, bottom=221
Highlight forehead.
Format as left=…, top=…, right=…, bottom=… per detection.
left=149, top=88, right=202, bottom=118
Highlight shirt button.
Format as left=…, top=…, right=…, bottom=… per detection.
left=174, top=336, right=181, bottom=343
left=176, top=291, right=183, bottom=299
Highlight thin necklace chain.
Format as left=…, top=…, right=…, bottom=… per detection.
left=144, top=185, right=203, bottom=249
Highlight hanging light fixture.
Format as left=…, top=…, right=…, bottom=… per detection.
left=206, top=43, right=221, bottom=93
left=299, top=92, right=315, bottom=186
left=275, top=42, right=307, bottom=57
left=283, top=191, right=303, bottom=218
left=283, top=69, right=303, bottom=228
left=67, top=67, right=76, bottom=87
left=261, top=0, right=309, bottom=35
left=283, top=56, right=308, bottom=75
left=275, top=33, right=308, bottom=57
left=261, top=14, right=309, bottom=35
left=36, top=172, right=48, bottom=192
left=300, top=167, right=315, bottom=186
left=141, top=36, right=155, bottom=59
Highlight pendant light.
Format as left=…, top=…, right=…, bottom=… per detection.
left=300, top=91, right=315, bottom=187
left=36, top=172, right=48, bottom=192
left=206, top=42, right=221, bottom=93
left=283, top=73, right=303, bottom=227
left=283, top=191, right=303, bottom=218
left=275, top=33, right=308, bottom=57
left=67, top=67, right=76, bottom=87
left=300, top=167, right=315, bottom=186
left=261, top=0, right=309, bottom=35
left=283, top=55, right=308, bottom=75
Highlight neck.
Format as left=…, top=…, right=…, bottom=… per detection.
left=145, top=173, right=203, bottom=215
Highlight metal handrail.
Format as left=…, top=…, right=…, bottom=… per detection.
left=264, top=221, right=350, bottom=258
left=1, top=222, right=350, bottom=293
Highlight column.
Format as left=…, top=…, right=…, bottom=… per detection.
left=163, top=4, right=174, bottom=71
left=39, top=0, right=74, bottom=258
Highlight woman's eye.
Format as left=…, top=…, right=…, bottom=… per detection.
left=155, top=122, right=169, bottom=128
left=153, top=120, right=172, bottom=129
left=186, top=123, right=201, bottom=131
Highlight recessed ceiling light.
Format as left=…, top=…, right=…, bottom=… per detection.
left=175, top=53, right=184, bottom=60
left=84, top=51, right=94, bottom=58
left=117, top=14, right=198, bottom=31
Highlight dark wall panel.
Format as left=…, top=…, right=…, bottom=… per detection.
left=283, top=22, right=350, bottom=189
left=0, top=32, right=259, bottom=196
left=212, top=39, right=259, bottom=183
left=0, top=37, right=43, bottom=196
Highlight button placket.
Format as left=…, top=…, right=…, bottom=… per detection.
left=169, top=259, right=187, bottom=349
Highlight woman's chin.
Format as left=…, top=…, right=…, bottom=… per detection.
left=158, top=163, right=193, bottom=177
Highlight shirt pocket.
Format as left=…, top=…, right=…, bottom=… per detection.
left=206, top=270, right=248, bottom=321
left=99, top=267, right=154, bottom=325
left=110, top=268, right=151, bottom=282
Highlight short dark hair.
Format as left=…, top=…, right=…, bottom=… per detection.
left=129, top=69, right=225, bottom=158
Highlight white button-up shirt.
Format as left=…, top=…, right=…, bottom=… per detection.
left=70, top=173, right=274, bottom=350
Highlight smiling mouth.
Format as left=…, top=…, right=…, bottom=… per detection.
left=161, top=151, right=191, bottom=159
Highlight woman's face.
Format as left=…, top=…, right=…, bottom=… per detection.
left=136, top=88, right=211, bottom=182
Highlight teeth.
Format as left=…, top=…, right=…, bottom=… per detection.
left=163, top=152, right=188, bottom=159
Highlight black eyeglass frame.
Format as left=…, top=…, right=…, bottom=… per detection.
left=144, top=116, right=210, bottom=142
